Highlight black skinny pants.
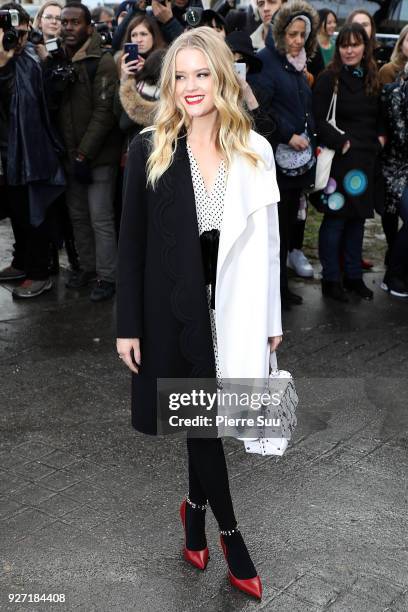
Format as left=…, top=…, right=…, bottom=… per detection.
left=6, top=184, right=51, bottom=280
left=387, top=187, right=408, bottom=279
left=187, top=437, right=237, bottom=532
left=278, top=188, right=302, bottom=290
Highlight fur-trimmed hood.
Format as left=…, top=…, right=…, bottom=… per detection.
left=272, top=0, right=319, bottom=59
left=119, top=78, right=158, bottom=128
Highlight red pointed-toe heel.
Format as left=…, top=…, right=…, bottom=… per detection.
left=220, top=534, right=263, bottom=600
left=180, top=499, right=209, bottom=570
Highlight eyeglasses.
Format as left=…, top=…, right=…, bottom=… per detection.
left=17, top=29, right=29, bottom=38
left=42, top=14, right=62, bottom=22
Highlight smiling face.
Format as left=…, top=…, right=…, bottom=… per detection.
left=339, top=33, right=365, bottom=66
left=175, top=48, right=216, bottom=121
left=325, top=13, right=337, bottom=37
left=284, top=18, right=306, bottom=57
left=130, top=22, right=154, bottom=55
left=40, top=4, right=62, bottom=40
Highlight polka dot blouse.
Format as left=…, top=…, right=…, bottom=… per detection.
left=187, top=142, right=227, bottom=380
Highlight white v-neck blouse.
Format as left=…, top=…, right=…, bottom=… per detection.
left=187, top=143, right=227, bottom=234
left=187, top=142, right=227, bottom=380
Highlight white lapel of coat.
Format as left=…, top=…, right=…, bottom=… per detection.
left=216, top=134, right=280, bottom=287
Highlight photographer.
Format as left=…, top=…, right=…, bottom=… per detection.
left=50, top=2, right=122, bottom=302
left=0, top=3, right=65, bottom=299
left=32, top=1, right=62, bottom=61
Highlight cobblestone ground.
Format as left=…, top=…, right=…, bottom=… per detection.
left=0, top=217, right=407, bottom=612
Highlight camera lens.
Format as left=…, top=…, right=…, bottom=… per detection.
left=3, top=28, right=19, bottom=51
left=184, top=7, right=203, bottom=27
left=29, top=29, right=44, bottom=45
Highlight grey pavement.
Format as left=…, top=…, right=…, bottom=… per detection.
left=0, top=218, right=407, bottom=612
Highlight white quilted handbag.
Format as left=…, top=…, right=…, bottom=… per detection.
left=242, top=352, right=298, bottom=457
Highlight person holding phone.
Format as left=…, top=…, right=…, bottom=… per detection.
left=116, top=27, right=282, bottom=599
left=118, top=14, right=166, bottom=76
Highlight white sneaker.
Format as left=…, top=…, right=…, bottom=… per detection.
left=287, top=249, right=314, bottom=278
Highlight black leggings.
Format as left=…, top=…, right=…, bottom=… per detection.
left=278, top=188, right=302, bottom=290
left=187, top=437, right=236, bottom=532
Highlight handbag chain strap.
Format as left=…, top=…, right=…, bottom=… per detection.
left=326, top=79, right=345, bottom=135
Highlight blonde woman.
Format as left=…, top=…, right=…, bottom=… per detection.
left=33, top=1, right=62, bottom=41
left=379, top=24, right=408, bottom=85
left=32, top=1, right=62, bottom=61
left=116, top=27, right=282, bottom=600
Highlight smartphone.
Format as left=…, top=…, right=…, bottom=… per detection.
left=124, top=43, right=138, bottom=63
left=233, top=62, right=246, bottom=80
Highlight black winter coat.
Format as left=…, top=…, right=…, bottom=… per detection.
left=116, top=132, right=216, bottom=435
left=312, top=68, right=385, bottom=218
left=248, top=35, right=316, bottom=191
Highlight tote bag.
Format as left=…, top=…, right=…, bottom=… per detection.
left=313, top=81, right=345, bottom=192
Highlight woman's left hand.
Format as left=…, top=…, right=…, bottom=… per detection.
left=269, top=336, right=283, bottom=352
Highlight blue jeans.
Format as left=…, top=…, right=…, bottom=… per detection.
left=387, top=186, right=408, bottom=279
left=319, top=216, right=365, bottom=282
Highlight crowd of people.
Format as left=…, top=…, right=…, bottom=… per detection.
left=0, top=0, right=408, bottom=304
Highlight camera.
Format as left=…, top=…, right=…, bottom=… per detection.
left=183, top=6, right=203, bottom=27
left=28, top=28, right=44, bottom=45
left=0, top=8, right=20, bottom=51
left=51, top=62, right=76, bottom=86
left=95, top=22, right=113, bottom=47
left=45, top=37, right=61, bottom=56
left=47, top=42, right=76, bottom=88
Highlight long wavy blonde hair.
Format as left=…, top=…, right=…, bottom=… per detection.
left=391, top=24, right=408, bottom=68
left=146, top=27, right=260, bottom=188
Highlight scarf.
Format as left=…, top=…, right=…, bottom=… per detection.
left=286, top=47, right=307, bottom=72
left=344, top=64, right=364, bottom=78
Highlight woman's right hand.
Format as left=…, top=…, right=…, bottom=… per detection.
left=35, top=43, right=49, bottom=61
left=121, top=53, right=145, bottom=81
left=288, top=134, right=309, bottom=151
left=117, top=338, right=141, bottom=374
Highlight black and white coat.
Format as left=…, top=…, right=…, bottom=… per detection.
left=116, top=130, right=281, bottom=435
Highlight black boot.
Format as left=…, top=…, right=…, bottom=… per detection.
left=343, top=277, right=374, bottom=300
left=48, top=243, right=60, bottom=275
left=65, top=238, right=80, bottom=272
left=321, top=280, right=349, bottom=303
